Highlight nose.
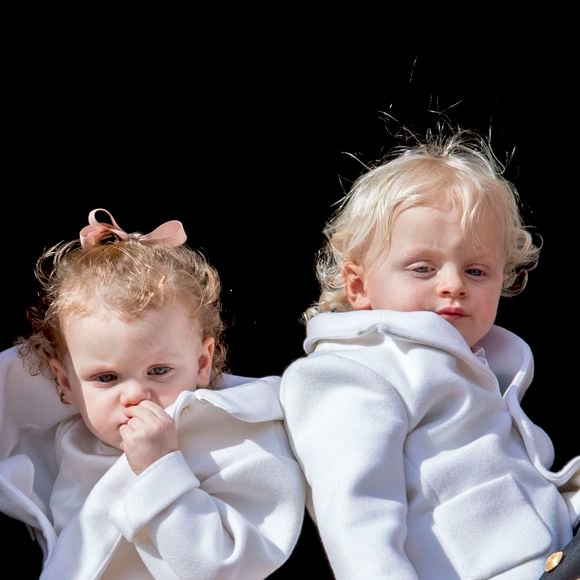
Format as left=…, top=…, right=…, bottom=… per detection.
left=437, top=267, right=467, bottom=298
left=120, top=380, right=151, bottom=407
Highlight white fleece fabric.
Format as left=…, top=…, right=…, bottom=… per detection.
left=280, top=310, right=580, bottom=580
left=0, top=347, right=306, bottom=579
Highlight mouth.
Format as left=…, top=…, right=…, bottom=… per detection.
left=437, top=308, right=466, bottom=320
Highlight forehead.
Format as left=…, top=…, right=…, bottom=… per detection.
left=397, top=203, right=498, bottom=232
left=61, top=300, right=197, bottom=334
left=391, top=205, right=504, bottom=254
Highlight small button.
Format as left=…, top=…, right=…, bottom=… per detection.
left=544, top=550, right=564, bottom=572
left=179, top=404, right=192, bottom=416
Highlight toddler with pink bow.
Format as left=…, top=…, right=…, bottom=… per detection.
left=0, top=209, right=306, bottom=579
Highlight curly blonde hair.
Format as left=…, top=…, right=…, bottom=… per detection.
left=307, top=130, right=540, bottom=319
left=17, top=239, right=227, bottom=385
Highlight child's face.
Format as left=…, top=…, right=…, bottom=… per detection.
left=345, top=205, right=505, bottom=348
left=51, top=302, right=214, bottom=449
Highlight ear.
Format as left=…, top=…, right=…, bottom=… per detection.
left=49, top=358, right=75, bottom=404
left=196, top=337, right=215, bottom=387
left=343, top=261, right=372, bottom=310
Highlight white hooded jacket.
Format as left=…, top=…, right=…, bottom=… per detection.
left=0, top=346, right=306, bottom=579
left=280, top=310, right=580, bottom=580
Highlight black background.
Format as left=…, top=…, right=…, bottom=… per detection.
left=4, top=50, right=577, bottom=578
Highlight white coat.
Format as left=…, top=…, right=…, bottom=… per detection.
left=280, top=310, right=580, bottom=580
left=0, top=346, right=306, bottom=579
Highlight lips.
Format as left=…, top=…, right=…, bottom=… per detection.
left=437, top=307, right=465, bottom=319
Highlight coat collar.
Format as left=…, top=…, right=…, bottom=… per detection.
left=305, top=310, right=533, bottom=397
left=167, top=374, right=283, bottom=423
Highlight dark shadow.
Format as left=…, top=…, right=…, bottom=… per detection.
left=268, top=511, right=334, bottom=579
left=0, top=513, right=43, bottom=579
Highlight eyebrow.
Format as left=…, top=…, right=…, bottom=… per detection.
left=400, top=245, right=500, bottom=263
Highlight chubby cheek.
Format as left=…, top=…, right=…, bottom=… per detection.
left=374, top=287, right=426, bottom=312
left=77, top=392, right=120, bottom=445
left=477, top=285, right=502, bottom=318
left=79, top=401, right=104, bottom=428
left=156, top=392, right=181, bottom=408
left=481, top=301, right=500, bottom=329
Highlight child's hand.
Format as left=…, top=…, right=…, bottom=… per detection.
left=119, top=400, right=178, bottom=475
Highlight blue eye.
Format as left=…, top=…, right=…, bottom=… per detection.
left=466, top=268, right=485, bottom=277
left=412, top=265, right=433, bottom=274
left=149, top=366, right=170, bottom=376
left=96, top=373, right=117, bottom=383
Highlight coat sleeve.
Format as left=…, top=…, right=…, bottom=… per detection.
left=112, top=429, right=305, bottom=580
left=280, top=354, right=419, bottom=580
left=43, top=420, right=306, bottom=580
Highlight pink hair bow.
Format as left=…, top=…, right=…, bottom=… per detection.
left=79, top=208, right=187, bottom=250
